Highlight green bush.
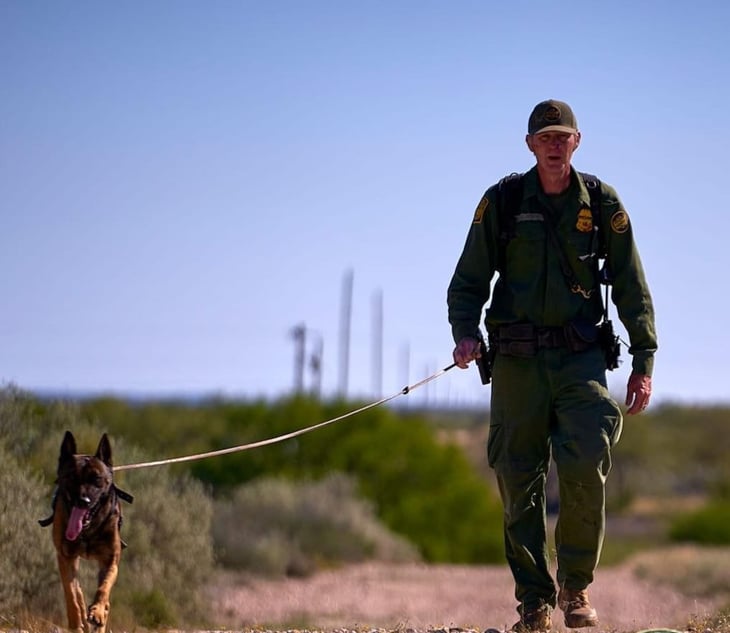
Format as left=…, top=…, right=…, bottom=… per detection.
left=612, top=404, right=730, bottom=500
left=305, top=404, right=504, bottom=563
left=213, top=473, right=419, bottom=576
left=669, top=501, right=730, bottom=545
left=80, top=395, right=505, bottom=564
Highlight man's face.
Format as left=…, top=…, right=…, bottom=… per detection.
left=526, top=131, right=581, bottom=174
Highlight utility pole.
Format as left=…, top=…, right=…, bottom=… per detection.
left=309, top=331, right=324, bottom=398
left=423, top=362, right=431, bottom=407
left=399, top=342, right=410, bottom=409
left=338, top=268, right=353, bottom=398
left=290, top=323, right=306, bottom=394
left=371, top=288, right=383, bottom=398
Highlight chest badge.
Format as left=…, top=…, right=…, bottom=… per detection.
left=576, top=207, right=593, bottom=233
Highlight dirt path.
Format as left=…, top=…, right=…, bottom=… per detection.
left=211, top=562, right=719, bottom=632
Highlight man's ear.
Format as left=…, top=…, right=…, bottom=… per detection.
left=525, top=134, right=534, bottom=152
left=574, top=131, right=582, bottom=149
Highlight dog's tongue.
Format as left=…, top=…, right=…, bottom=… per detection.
left=66, top=506, right=88, bottom=541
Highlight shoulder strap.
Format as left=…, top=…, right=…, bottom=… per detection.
left=578, top=172, right=604, bottom=258
left=578, top=172, right=612, bottom=322
left=495, top=172, right=524, bottom=272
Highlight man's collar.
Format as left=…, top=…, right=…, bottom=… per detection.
left=524, top=166, right=592, bottom=207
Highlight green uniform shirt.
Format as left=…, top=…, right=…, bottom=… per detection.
left=447, top=166, right=657, bottom=375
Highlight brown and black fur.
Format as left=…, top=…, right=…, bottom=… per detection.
left=39, top=431, right=133, bottom=633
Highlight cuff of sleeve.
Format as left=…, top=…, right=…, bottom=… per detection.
left=631, top=352, right=654, bottom=377
left=452, top=324, right=480, bottom=345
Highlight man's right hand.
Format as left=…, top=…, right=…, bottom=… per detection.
left=626, top=373, right=652, bottom=415
left=453, top=337, right=481, bottom=369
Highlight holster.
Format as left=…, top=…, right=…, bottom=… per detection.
left=475, top=330, right=495, bottom=384
left=597, top=319, right=621, bottom=370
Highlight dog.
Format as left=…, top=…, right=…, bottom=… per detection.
left=39, top=431, right=133, bottom=633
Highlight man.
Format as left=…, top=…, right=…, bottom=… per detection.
left=447, top=99, right=656, bottom=631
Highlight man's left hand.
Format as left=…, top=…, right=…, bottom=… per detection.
left=626, top=373, right=652, bottom=415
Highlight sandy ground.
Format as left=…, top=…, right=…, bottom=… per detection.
left=210, top=562, right=720, bottom=632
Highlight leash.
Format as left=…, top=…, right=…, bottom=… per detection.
left=114, top=362, right=457, bottom=472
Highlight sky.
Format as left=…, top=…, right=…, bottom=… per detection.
left=2, top=0, right=729, bottom=409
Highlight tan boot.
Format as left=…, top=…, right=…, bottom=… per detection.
left=558, top=588, right=598, bottom=628
left=511, top=602, right=553, bottom=632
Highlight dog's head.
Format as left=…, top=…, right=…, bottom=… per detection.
left=57, top=431, right=114, bottom=542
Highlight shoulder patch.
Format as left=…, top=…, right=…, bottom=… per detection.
left=610, top=209, right=629, bottom=234
left=472, top=195, right=488, bottom=224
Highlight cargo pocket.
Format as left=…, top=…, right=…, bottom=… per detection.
left=564, top=319, right=598, bottom=352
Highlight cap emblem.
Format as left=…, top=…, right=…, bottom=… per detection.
left=543, top=106, right=561, bottom=123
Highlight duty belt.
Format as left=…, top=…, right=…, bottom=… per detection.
left=493, top=323, right=570, bottom=357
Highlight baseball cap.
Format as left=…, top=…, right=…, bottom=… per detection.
left=528, top=99, right=578, bottom=135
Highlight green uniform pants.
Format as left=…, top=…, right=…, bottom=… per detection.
left=487, top=345, right=623, bottom=611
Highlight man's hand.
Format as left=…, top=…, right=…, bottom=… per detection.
left=453, top=337, right=481, bottom=369
left=626, top=373, right=652, bottom=415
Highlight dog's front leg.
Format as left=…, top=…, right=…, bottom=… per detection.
left=57, top=553, right=87, bottom=633
left=88, top=551, right=119, bottom=633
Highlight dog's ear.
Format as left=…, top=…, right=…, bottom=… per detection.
left=58, top=431, right=77, bottom=473
left=60, top=431, right=77, bottom=459
left=95, top=433, right=113, bottom=468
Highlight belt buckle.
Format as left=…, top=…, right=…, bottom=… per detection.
left=537, top=329, right=552, bottom=348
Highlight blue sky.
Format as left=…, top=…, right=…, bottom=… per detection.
left=2, top=1, right=729, bottom=407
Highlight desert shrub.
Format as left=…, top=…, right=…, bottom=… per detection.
left=95, top=444, right=215, bottom=628
left=0, top=445, right=58, bottom=620
left=0, top=387, right=215, bottom=630
left=669, top=500, right=730, bottom=545
left=127, top=588, right=178, bottom=628
left=213, top=473, right=418, bottom=576
left=631, top=545, right=730, bottom=599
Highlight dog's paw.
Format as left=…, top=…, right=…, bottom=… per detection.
left=87, top=602, right=109, bottom=633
